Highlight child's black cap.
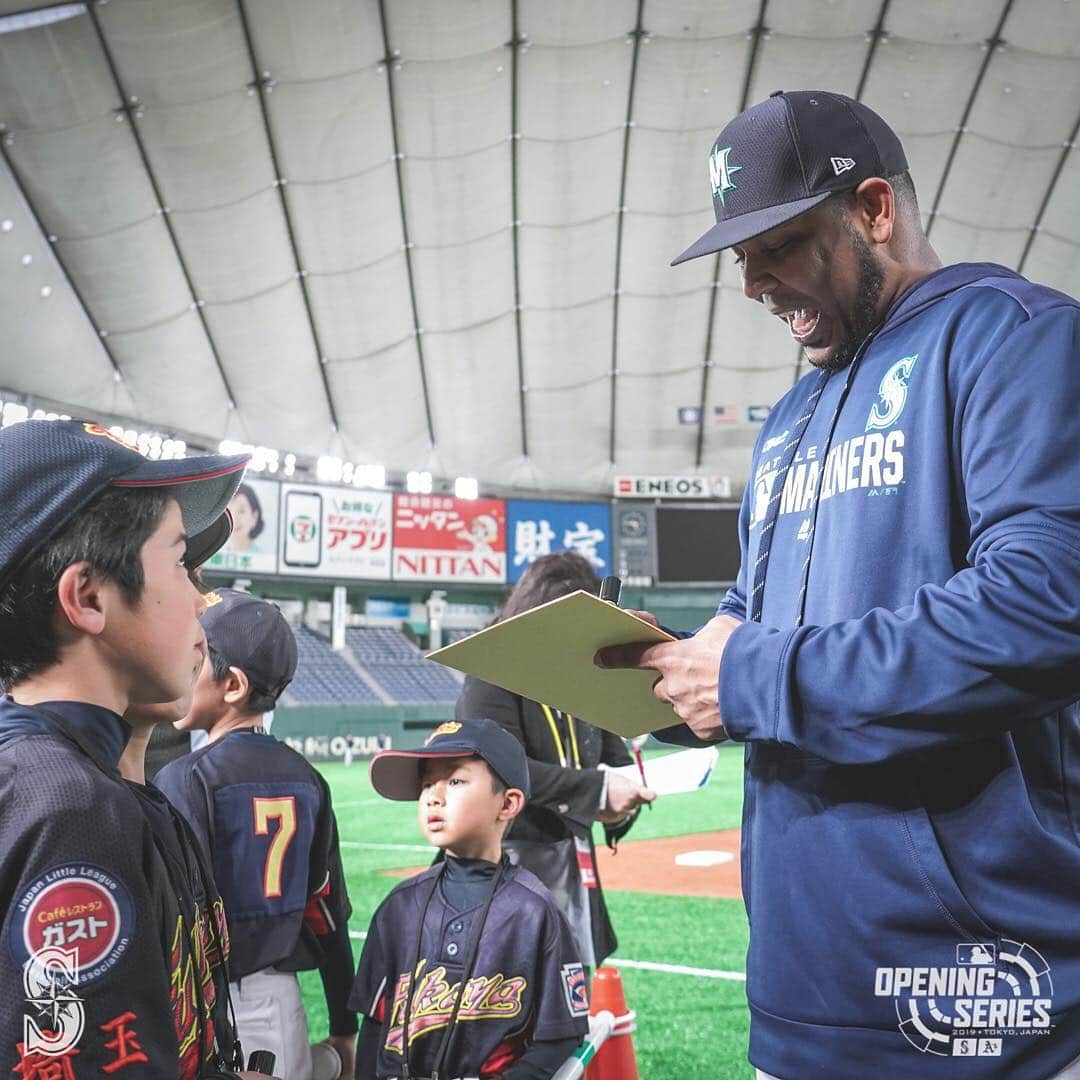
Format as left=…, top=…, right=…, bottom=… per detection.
left=201, top=588, right=298, bottom=698
left=0, top=419, right=248, bottom=590
left=370, top=718, right=531, bottom=801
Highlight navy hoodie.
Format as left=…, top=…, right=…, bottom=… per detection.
left=672, top=264, right=1080, bottom=1077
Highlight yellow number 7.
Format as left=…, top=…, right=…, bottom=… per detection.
left=253, top=796, right=298, bottom=899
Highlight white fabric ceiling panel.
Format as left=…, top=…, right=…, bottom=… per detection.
left=644, top=0, right=760, bottom=39
left=327, top=338, right=438, bottom=466
left=285, top=172, right=403, bottom=276
left=1006, top=0, right=1080, bottom=56
left=263, top=76, right=395, bottom=187
left=929, top=217, right=1030, bottom=270
left=615, top=364, right=702, bottom=471
left=306, top=256, right=415, bottom=361
left=520, top=3, right=637, bottom=48
left=748, top=33, right=866, bottom=105
left=1031, top=147, right=1080, bottom=241
left=423, top=314, right=521, bottom=478
left=0, top=13, right=113, bottom=129
left=935, top=48, right=1080, bottom=233
left=766, top=0, right=882, bottom=38
left=131, top=95, right=275, bottom=212
left=411, top=229, right=513, bottom=333
left=202, top=285, right=330, bottom=448
left=386, top=0, right=509, bottom=62
left=1021, top=231, right=1080, bottom=296
left=617, top=284, right=711, bottom=368
left=883, top=2, right=1007, bottom=45
left=96, top=0, right=245, bottom=104
left=620, top=196, right=713, bottom=299
left=106, top=315, right=229, bottom=433
left=518, top=41, right=630, bottom=141
left=57, top=219, right=193, bottom=330
left=246, top=0, right=385, bottom=79
left=632, top=34, right=747, bottom=137
left=0, top=158, right=118, bottom=408
left=523, top=378, right=610, bottom=493
left=402, top=146, right=510, bottom=249
left=166, top=192, right=294, bottom=302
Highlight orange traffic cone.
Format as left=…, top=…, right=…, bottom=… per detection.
left=584, top=966, right=640, bottom=1080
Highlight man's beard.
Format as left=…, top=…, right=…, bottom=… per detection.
left=807, top=229, right=885, bottom=373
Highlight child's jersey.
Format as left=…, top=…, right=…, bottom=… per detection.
left=351, top=857, right=589, bottom=1078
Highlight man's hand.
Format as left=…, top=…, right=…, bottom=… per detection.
left=326, top=1035, right=356, bottom=1079
left=596, top=614, right=742, bottom=741
left=597, top=772, right=655, bottom=823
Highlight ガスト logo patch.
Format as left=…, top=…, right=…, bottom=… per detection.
left=10, top=864, right=135, bottom=985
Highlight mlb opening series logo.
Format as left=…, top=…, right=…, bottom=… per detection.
left=875, top=940, right=1054, bottom=1058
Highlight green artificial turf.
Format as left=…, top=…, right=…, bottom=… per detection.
left=299, top=745, right=752, bottom=1078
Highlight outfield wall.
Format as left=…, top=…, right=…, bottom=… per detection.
left=272, top=703, right=453, bottom=761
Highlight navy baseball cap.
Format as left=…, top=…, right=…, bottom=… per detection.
left=0, top=419, right=249, bottom=590
left=183, top=509, right=232, bottom=571
left=672, top=90, right=908, bottom=264
left=370, top=718, right=531, bottom=801
left=201, top=588, right=297, bottom=698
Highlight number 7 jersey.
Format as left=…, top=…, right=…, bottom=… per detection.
left=155, top=730, right=352, bottom=981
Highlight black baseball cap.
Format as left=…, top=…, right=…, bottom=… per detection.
left=370, top=718, right=531, bottom=801
left=201, top=588, right=298, bottom=698
left=0, top=419, right=249, bottom=590
left=183, top=509, right=232, bottom=571
left=672, top=90, right=908, bottom=264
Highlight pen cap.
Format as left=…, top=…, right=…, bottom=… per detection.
left=599, top=576, right=622, bottom=604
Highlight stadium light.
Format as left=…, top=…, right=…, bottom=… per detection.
left=353, top=464, right=385, bottom=489
left=220, top=440, right=279, bottom=473
left=454, top=476, right=479, bottom=500
left=406, top=470, right=433, bottom=494
left=283, top=452, right=296, bottom=478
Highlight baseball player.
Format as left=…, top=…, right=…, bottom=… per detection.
left=155, top=589, right=357, bottom=1080
left=0, top=419, right=277, bottom=1077
left=352, top=718, right=590, bottom=1079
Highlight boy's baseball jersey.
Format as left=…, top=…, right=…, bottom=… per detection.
left=0, top=699, right=236, bottom=1077
left=155, top=730, right=356, bottom=1035
left=351, top=858, right=589, bottom=1078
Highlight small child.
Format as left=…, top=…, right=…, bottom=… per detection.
left=352, top=719, right=590, bottom=1079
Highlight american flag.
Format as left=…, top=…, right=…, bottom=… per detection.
left=713, top=404, right=737, bottom=424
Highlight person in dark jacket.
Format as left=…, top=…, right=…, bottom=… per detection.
left=456, top=552, right=654, bottom=968
left=600, top=91, right=1080, bottom=1079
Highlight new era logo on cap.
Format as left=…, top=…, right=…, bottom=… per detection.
left=831, top=156, right=856, bottom=175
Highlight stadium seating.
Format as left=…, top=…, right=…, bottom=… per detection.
left=287, top=625, right=381, bottom=705
left=347, top=626, right=464, bottom=704
left=283, top=624, right=463, bottom=706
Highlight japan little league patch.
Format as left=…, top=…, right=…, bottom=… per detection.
left=9, top=864, right=135, bottom=984
left=561, top=962, right=589, bottom=1017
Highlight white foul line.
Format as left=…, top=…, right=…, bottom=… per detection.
left=607, top=957, right=745, bottom=981
left=347, top=930, right=744, bottom=981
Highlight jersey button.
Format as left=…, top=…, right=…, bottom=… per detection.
left=447, top=942, right=460, bottom=957
left=450, top=920, right=464, bottom=933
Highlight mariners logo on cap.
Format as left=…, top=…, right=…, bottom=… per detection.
left=426, top=721, right=462, bottom=744
left=709, top=146, right=742, bottom=206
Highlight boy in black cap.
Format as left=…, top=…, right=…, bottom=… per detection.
left=155, top=589, right=357, bottom=1080
left=352, top=719, right=589, bottom=1079
left=0, top=420, right=276, bottom=1077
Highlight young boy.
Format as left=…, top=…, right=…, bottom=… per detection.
left=155, top=589, right=357, bottom=1080
left=0, top=419, right=276, bottom=1078
left=354, top=719, right=590, bottom=1079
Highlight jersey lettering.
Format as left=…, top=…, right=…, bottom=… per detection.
left=252, top=796, right=298, bottom=899
left=384, top=962, right=527, bottom=1053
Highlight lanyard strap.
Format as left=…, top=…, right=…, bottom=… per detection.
left=749, top=339, right=873, bottom=627
left=402, top=860, right=506, bottom=1080
left=540, top=704, right=581, bottom=770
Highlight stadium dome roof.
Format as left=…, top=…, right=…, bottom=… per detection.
left=1, top=0, right=1078, bottom=496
